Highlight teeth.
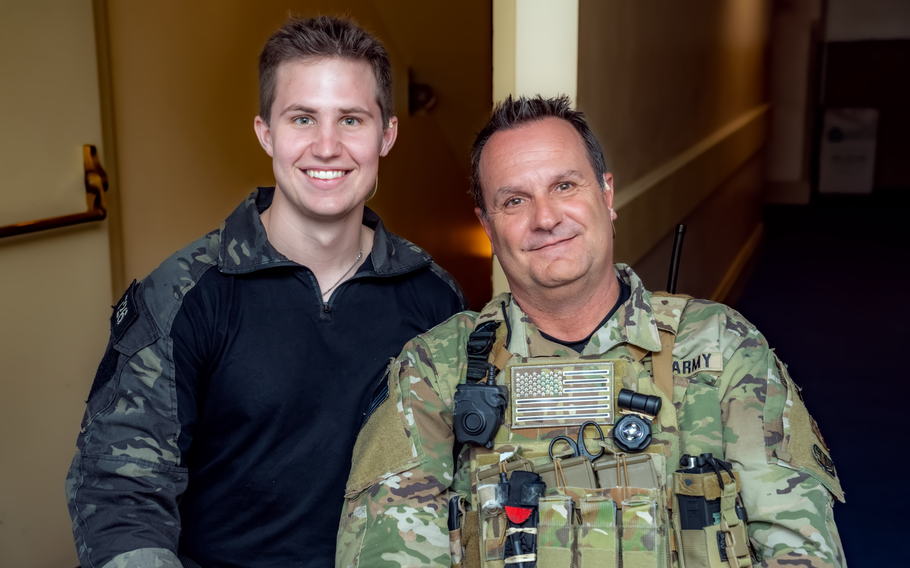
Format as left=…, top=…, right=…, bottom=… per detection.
left=306, top=170, right=347, bottom=180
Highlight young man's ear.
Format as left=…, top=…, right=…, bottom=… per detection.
left=379, top=116, right=399, bottom=157
left=254, top=116, right=274, bottom=157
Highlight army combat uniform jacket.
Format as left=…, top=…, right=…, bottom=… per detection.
left=66, top=188, right=466, bottom=568
left=337, top=265, right=845, bottom=568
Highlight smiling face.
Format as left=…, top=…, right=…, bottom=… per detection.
left=254, top=57, right=397, bottom=224
left=476, top=117, right=616, bottom=300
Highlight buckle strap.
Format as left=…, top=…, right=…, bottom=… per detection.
left=466, top=321, right=500, bottom=383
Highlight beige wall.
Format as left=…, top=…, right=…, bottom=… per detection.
left=106, top=0, right=492, bottom=308
left=578, top=0, right=770, bottom=299
left=0, top=2, right=112, bottom=567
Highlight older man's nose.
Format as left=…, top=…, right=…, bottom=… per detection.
left=531, top=195, right=561, bottom=231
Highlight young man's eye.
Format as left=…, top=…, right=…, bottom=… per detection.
left=342, top=117, right=360, bottom=126
left=293, top=117, right=312, bottom=125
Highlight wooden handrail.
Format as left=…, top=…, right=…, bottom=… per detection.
left=0, top=144, right=108, bottom=239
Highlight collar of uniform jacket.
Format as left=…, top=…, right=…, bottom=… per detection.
left=473, top=264, right=664, bottom=356
left=215, top=187, right=434, bottom=276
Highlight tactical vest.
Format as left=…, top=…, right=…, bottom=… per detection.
left=450, top=293, right=754, bottom=568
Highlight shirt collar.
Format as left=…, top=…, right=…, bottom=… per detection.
left=217, top=187, right=433, bottom=276
left=474, top=264, right=663, bottom=357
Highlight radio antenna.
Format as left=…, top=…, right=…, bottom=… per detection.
left=667, top=224, right=686, bottom=294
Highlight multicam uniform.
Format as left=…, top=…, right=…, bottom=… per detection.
left=337, top=265, right=845, bottom=568
left=66, top=188, right=466, bottom=568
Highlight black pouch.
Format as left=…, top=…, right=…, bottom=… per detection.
left=672, top=455, right=753, bottom=568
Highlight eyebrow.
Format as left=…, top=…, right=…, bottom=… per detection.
left=339, top=106, right=373, bottom=117
left=491, top=185, right=520, bottom=203
left=491, top=169, right=587, bottom=199
left=279, top=104, right=374, bottom=118
left=552, top=169, right=585, bottom=182
left=280, top=104, right=316, bottom=116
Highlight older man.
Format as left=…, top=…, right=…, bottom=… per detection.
left=337, top=96, right=845, bottom=568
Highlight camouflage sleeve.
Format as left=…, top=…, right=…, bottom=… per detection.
left=337, top=314, right=475, bottom=568
left=718, top=309, right=846, bottom=568
left=65, top=281, right=188, bottom=568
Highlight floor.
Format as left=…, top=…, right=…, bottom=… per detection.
left=734, top=188, right=910, bottom=567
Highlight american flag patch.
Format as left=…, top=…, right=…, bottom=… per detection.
left=509, top=361, right=615, bottom=429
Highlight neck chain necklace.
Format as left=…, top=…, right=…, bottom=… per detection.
left=321, top=226, right=364, bottom=299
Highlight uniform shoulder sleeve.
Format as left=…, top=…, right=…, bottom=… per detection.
left=66, top=235, right=219, bottom=568
left=337, top=312, right=476, bottom=568
left=710, top=303, right=846, bottom=567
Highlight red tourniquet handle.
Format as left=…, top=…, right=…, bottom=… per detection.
left=506, top=505, right=533, bottom=524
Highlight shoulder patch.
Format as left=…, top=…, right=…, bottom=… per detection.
left=111, top=280, right=139, bottom=342
left=812, top=444, right=836, bottom=478
left=772, top=355, right=844, bottom=501
left=89, top=281, right=139, bottom=401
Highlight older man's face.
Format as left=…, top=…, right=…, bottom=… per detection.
left=476, top=117, right=615, bottom=298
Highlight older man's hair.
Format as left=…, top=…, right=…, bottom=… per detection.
left=258, top=15, right=394, bottom=126
left=471, top=95, right=607, bottom=217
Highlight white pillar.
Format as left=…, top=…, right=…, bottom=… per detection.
left=490, top=0, right=579, bottom=295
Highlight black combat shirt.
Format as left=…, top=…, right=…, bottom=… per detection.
left=67, top=188, right=466, bottom=568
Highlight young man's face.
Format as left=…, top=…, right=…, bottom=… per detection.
left=254, top=57, right=397, bottom=224
left=476, top=117, right=615, bottom=299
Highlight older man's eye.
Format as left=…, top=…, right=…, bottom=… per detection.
left=557, top=182, right=574, bottom=191
left=506, top=197, right=523, bottom=207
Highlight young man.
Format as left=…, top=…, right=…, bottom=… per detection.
left=66, top=16, right=465, bottom=568
left=337, top=96, right=845, bottom=568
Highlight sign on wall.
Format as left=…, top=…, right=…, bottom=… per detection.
left=818, top=108, right=879, bottom=194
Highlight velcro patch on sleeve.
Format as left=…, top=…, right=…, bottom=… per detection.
left=773, top=355, right=844, bottom=502
left=345, top=366, right=418, bottom=497
left=88, top=341, right=120, bottom=402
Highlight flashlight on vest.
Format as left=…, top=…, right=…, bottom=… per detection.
left=612, top=388, right=661, bottom=452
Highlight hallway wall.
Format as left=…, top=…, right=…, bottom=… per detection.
left=0, top=3, right=112, bottom=567
left=577, top=0, right=770, bottom=299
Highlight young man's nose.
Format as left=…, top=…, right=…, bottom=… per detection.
left=312, top=123, right=342, bottom=158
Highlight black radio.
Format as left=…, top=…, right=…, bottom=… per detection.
left=676, top=453, right=747, bottom=530
left=453, top=383, right=507, bottom=448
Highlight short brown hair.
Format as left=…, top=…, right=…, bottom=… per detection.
left=258, top=15, right=394, bottom=125
left=471, top=95, right=607, bottom=217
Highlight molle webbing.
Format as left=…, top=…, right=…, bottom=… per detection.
left=466, top=321, right=499, bottom=382
left=630, top=292, right=691, bottom=400
left=652, top=329, right=677, bottom=400
left=465, top=320, right=512, bottom=384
